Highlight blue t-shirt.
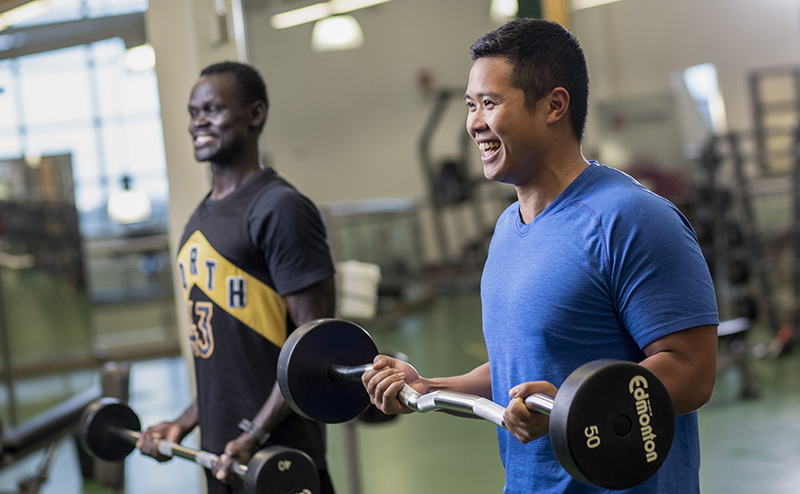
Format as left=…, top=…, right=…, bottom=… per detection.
left=481, top=162, right=718, bottom=493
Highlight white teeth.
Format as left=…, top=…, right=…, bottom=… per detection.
left=195, top=135, right=213, bottom=145
left=478, top=141, right=500, bottom=156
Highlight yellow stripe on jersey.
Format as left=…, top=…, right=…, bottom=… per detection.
left=177, top=230, right=287, bottom=348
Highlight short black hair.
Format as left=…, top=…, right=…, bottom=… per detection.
left=200, top=61, right=269, bottom=130
left=469, top=18, right=589, bottom=144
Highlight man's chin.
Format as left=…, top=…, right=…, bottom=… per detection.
left=483, top=167, right=504, bottom=184
left=194, top=150, right=217, bottom=163
left=194, top=148, right=237, bottom=165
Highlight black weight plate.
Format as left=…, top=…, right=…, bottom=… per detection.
left=549, top=360, right=675, bottom=489
left=278, top=319, right=378, bottom=423
left=244, top=446, right=320, bottom=494
left=79, top=398, right=141, bottom=462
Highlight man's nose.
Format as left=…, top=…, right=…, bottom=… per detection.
left=466, top=110, right=486, bottom=138
left=190, top=112, right=209, bottom=129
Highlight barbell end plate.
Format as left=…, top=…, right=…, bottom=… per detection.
left=549, top=359, right=675, bottom=489
left=243, top=446, right=320, bottom=494
left=278, top=318, right=378, bottom=424
left=79, top=397, right=141, bottom=462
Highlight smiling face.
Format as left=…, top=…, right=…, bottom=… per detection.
left=465, top=56, right=548, bottom=187
left=188, top=72, right=260, bottom=165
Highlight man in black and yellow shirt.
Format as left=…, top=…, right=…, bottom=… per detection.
left=137, top=61, right=337, bottom=494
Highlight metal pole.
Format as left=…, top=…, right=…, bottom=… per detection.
left=0, top=267, right=19, bottom=426
left=229, top=0, right=249, bottom=62
left=343, top=422, right=363, bottom=494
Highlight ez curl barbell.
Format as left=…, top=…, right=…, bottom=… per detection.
left=78, top=398, right=320, bottom=494
left=277, top=318, right=675, bottom=490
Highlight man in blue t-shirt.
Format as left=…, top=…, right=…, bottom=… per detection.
left=363, top=18, right=718, bottom=493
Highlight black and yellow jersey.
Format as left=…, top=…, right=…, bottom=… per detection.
left=176, top=167, right=335, bottom=474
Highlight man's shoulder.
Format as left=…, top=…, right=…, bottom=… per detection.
left=254, top=182, right=308, bottom=214
left=578, top=165, right=677, bottom=216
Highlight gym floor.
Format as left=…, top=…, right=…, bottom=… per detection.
left=0, top=290, right=799, bottom=493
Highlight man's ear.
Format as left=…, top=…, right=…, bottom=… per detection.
left=249, top=100, right=267, bottom=129
left=545, top=87, right=570, bottom=125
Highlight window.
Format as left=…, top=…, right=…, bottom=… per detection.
left=0, top=0, right=167, bottom=238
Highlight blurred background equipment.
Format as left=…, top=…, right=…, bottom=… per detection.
left=0, top=0, right=799, bottom=493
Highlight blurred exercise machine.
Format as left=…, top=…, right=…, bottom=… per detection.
left=419, top=88, right=514, bottom=272
left=0, top=362, right=130, bottom=493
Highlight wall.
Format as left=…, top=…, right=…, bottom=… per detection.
left=573, top=0, right=800, bottom=134
left=145, top=0, right=242, bottom=396
left=239, top=0, right=800, bottom=206
left=146, top=0, right=241, bottom=255
left=244, top=0, right=499, bottom=204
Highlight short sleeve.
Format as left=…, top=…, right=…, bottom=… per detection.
left=248, top=185, right=335, bottom=296
left=608, top=193, right=719, bottom=347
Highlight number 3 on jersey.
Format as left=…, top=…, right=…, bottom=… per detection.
left=188, top=300, right=215, bottom=358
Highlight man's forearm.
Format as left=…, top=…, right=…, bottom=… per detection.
left=175, top=400, right=200, bottom=431
left=246, top=382, right=292, bottom=440
left=425, top=361, right=493, bottom=400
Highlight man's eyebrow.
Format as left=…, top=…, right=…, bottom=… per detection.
left=465, top=91, right=501, bottom=101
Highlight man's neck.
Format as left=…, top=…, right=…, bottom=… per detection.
left=209, top=160, right=263, bottom=200
left=515, top=152, right=589, bottom=224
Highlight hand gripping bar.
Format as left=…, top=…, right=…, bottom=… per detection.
left=329, top=363, right=555, bottom=429
left=109, top=427, right=248, bottom=477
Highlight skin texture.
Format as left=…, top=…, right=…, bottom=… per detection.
left=363, top=56, right=717, bottom=445
left=136, top=71, right=336, bottom=485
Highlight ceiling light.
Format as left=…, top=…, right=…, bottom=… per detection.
left=571, top=0, right=623, bottom=10
left=125, top=43, right=156, bottom=71
left=0, top=0, right=74, bottom=32
left=107, top=176, right=152, bottom=224
left=682, top=63, right=728, bottom=134
left=271, top=0, right=391, bottom=29
left=311, top=15, right=364, bottom=52
left=490, top=0, right=518, bottom=23
left=24, top=148, right=41, bottom=168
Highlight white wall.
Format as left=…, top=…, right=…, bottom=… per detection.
left=145, top=0, right=242, bottom=406
left=573, top=0, right=800, bottom=133
left=244, top=0, right=499, bottom=204
left=238, top=0, right=800, bottom=204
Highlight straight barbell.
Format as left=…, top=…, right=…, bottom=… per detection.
left=277, top=318, right=675, bottom=490
left=79, top=398, right=319, bottom=494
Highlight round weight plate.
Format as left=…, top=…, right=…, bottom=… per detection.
left=79, top=398, right=141, bottom=462
left=244, top=446, right=320, bottom=494
left=549, top=360, right=675, bottom=489
left=278, top=319, right=378, bottom=423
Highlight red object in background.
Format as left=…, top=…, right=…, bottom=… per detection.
left=627, top=161, right=689, bottom=202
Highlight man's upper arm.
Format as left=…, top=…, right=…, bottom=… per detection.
left=283, top=276, right=336, bottom=326
left=250, top=185, right=336, bottom=296
left=640, top=324, right=718, bottom=415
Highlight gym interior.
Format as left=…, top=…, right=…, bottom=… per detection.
left=1, top=0, right=799, bottom=492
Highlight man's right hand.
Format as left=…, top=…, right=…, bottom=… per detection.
left=136, top=421, right=187, bottom=462
left=362, top=355, right=428, bottom=415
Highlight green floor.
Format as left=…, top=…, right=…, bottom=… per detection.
left=0, top=291, right=799, bottom=493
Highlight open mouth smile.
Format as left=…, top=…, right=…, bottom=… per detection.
left=478, top=141, right=500, bottom=160
left=194, top=135, right=215, bottom=147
